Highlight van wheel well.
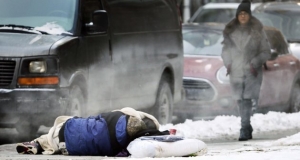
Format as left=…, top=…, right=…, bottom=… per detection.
left=67, top=76, right=87, bottom=117
left=71, top=76, right=87, bottom=102
left=151, top=68, right=175, bottom=124
left=161, top=68, right=174, bottom=96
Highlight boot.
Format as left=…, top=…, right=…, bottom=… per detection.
left=239, top=125, right=253, bottom=141
left=248, top=124, right=253, bottom=139
left=238, top=129, right=250, bottom=141
left=238, top=99, right=253, bottom=141
left=245, top=100, right=253, bottom=139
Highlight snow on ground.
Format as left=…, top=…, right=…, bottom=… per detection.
left=118, top=111, right=300, bottom=160
left=161, top=111, right=300, bottom=142
left=99, top=111, right=300, bottom=160
left=271, top=132, right=300, bottom=146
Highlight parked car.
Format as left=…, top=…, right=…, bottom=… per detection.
left=252, top=1, right=300, bottom=59
left=188, top=2, right=261, bottom=23
left=174, top=23, right=300, bottom=122
left=0, top=0, right=183, bottom=139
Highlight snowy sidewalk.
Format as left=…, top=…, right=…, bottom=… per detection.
left=161, top=111, right=300, bottom=142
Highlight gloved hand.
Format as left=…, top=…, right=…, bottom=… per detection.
left=250, top=64, right=258, bottom=77
left=226, top=64, right=231, bottom=76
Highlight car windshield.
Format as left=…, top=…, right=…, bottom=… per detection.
left=183, top=29, right=223, bottom=56
left=253, top=11, right=300, bottom=41
left=0, top=0, right=77, bottom=35
left=193, top=9, right=236, bottom=23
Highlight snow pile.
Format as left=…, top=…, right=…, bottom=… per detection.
left=252, top=111, right=300, bottom=133
left=35, top=22, right=71, bottom=35
left=271, top=132, right=300, bottom=146
left=161, top=111, right=300, bottom=141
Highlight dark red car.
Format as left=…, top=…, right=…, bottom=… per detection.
left=174, top=23, right=300, bottom=122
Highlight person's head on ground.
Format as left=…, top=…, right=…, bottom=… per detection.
left=126, top=116, right=147, bottom=137
left=142, top=117, right=157, bottom=130
left=236, top=0, right=251, bottom=25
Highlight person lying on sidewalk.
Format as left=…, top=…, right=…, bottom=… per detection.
left=16, top=107, right=167, bottom=156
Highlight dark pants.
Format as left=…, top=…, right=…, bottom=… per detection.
left=238, top=99, right=253, bottom=140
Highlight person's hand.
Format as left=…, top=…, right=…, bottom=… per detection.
left=226, top=64, right=231, bottom=76
left=250, top=64, right=257, bottom=77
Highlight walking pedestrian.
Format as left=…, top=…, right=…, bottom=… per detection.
left=16, top=107, right=166, bottom=156
left=221, top=0, right=271, bottom=141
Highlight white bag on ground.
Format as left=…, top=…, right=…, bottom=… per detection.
left=127, top=136, right=207, bottom=158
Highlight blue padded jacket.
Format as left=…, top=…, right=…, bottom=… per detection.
left=64, top=112, right=128, bottom=156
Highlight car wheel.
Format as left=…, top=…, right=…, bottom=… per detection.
left=68, top=84, right=86, bottom=117
left=290, top=81, right=300, bottom=112
left=154, top=78, right=173, bottom=125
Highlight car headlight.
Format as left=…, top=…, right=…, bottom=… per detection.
left=29, top=61, right=47, bottom=73
left=19, top=57, right=59, bottom=87
left=216, top=66, right=230, bottom=84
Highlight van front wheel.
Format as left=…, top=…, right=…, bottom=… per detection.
left=154, top=80, right=173, bottom=125
left=68, top=84, right=86, bottom=117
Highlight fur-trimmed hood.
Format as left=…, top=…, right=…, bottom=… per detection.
left=223, top=16, right=263, bottom=37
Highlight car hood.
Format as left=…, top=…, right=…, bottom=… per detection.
left=0, top=33, right=65, bottom=57
left=184, top=55, right=224, bottom=79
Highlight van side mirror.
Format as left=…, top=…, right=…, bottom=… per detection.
left=85, top=10, right=108, bottom=34
left=269, top=49, right=278, bottom=61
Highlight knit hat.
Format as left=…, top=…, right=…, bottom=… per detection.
left=236, top=0, right=251, bottom=18
left=127, top=116, right=147, bottom=137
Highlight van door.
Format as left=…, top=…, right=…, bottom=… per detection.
left=80, top=0, right=113, bottom=113
left=103, top=0, right=181, bottom=109
left=103, top=0, right=151, bottom=109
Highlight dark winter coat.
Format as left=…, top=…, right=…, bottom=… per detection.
left=63, top=111, right=129, bottom=156
left=221, top=16, right=271, bottom=100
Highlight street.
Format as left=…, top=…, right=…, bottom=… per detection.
left=0, top=111, right=300, bottom=159
left=0, top=129, right=299, bottom=159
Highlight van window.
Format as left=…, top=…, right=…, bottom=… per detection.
left=0, top=0, right=77, bottom=33
left=142, top=0, right=179, bottom=31
left=105, top=0, right=179, bottom=33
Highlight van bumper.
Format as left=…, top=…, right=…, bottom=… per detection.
left=0, top=88, right=69, bottom=127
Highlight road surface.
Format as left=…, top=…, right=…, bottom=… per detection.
left=0, top=126, right=299, bottom=159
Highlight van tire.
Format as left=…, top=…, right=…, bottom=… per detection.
left=154, top=78, right=173, bottom=124
left=68, top=84, right=86, bottom=117
left=290, top=80, right=300, bottom=112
